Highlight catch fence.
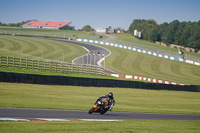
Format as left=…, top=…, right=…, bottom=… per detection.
left=0, top=56, right=104, bottom=75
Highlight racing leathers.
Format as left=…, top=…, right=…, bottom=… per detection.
left=95, top=94, right=115, bottom=111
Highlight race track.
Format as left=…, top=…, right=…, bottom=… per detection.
left=49, top=38, right=116, bottom=74
left=0, top=35, right=199, bottom=122
left=1, top=108, right=200, bottom=121
left=0, top=34, right=116, bottom=74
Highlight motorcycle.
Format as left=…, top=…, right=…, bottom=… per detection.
left=88, top=98, right=113, bottom=115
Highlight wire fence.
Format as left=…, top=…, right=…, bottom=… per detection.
left=115, top=40, right=200, bottom=62
left=0, top=56, right=104, bottom=75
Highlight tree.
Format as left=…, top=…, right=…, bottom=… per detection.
left=81, top=25, right=93, bottom=32
left=128, top=19, right=200, bottom=51
left=188, top=22, right=200, bottom=51
left=174, top=22, right=187, bottom=45
left=148, top=26, right=159, bottom=42
left=0, top=20, right=32, bottom=27
left=163, top=20, right=180, bottom=45
left=60, top=25, right=75, bottom=30
left=158, top=22, right=169, bottom=42
left=128, top=19, right=146, bottom=35
left=129, top=19, right=158, bottom=42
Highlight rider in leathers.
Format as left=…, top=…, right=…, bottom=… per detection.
left=95, top=92, right=115, bottom=111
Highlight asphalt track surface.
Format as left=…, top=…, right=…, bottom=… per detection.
left=0, top=108, right=200, bottom=121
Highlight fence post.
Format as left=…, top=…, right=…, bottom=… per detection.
left=7, top=56, right=9, bottom=67
left=26, top=59, right=28, bottom=69
left=71, top=64, right=74, bottom=73
left=81, top=65, right=85, bottom=74
left=66, top=63, right=69, bottom=73
left=50, top=61, right=52, bottom=72
left=44, top=61, right=46, bottom=71
left=38, top=60, right=40, bottom=70
left=20, top=58, right=22, bottom=68
left=13, top=57, right=15, bottom=68
left=61, top=62, right=63, bottom=73
left=0, top=56, right=2, bottom=67
left=32, top=59, right=34, bottom=70
left=55, top=62, right=57, bottom=72
left=91, top=65, right=94, bottom=75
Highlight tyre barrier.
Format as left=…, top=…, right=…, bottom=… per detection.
left=0, top=72, right=199, bottom=92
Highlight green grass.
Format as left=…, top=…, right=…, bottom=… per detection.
left=0, top=35, right=87, bottom=62
left=0, top=66, right=155, bottom=83
left=0, top=67, right=121, bottom=80
left=0, top=120, right=200, bottom=133
left=89, top=42, right=200, bottom=85
left=0, top=83, right=200, bottom=115
left=1, top=35, right=200, bottom=85
left=0, top=27, right=107, bottom=40
left=114, top=33, right=200, bottom=59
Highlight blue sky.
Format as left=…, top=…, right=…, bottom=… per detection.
left=0, top=0, right=200, bottom=30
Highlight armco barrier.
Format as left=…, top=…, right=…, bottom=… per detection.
left=76, top=39, right=200, bottom=67
left=0, top=72, right=199, bottom=92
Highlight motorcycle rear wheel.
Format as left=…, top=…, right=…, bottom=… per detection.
left=100, top=110, right=106, bottom=115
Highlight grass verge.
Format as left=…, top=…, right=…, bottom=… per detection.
left=114, top=33, right=200, bottom=59
left=0, top=35, right=87, bottom=62
left=0, top=27, right=107, bottom=40
left=0, top=120, right=200, bottom=133
left=87, top=42, right=200, bottom=85
left=0, top=82, right=199, bottom=115
left=0, top=67, right=118, bottom=80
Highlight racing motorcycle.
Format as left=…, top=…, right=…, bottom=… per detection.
left=88, top=98, right=113, bottom=115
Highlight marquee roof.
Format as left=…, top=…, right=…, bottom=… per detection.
left=22, top=20, right=71, bottom=28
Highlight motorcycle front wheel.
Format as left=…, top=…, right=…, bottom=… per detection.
left=88, top=107, right=94, bottom=114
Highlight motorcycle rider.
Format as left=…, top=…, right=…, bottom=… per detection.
left=95, top=92, right=115, bottom=111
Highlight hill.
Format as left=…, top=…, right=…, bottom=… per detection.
left=0, top=28, right=200, bottom=85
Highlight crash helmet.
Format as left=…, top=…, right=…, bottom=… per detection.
left=108, top=92, right=114, bottom=99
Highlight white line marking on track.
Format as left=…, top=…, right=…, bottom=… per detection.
left=0, top=118, right=122, bottom=122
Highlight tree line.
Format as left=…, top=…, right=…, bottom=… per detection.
left=0, top=20, right=31, bottom=27
left=128, top=19, right=200, bottom=52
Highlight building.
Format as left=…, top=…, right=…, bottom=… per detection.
left=134, top=29, right=142, bottom=38
left=96, top=28, right=107, bottom=33
left=21, top=20, right=72, bottom=30
left=96, top=27, right=114, bottom=34
left=106, top=26, right=114, bottom=34
left=114, top=27, right=125, bottom=34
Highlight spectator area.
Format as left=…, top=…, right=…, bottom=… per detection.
left=21, top=20, right=72, bottom=29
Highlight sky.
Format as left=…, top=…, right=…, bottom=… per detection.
left=0, top=0, right=200, bottom=30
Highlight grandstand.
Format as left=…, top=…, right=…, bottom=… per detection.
left=21, top=20, right=72, bottom=30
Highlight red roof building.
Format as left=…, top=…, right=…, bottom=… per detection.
left=21, top=20, right=72, bottom=30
